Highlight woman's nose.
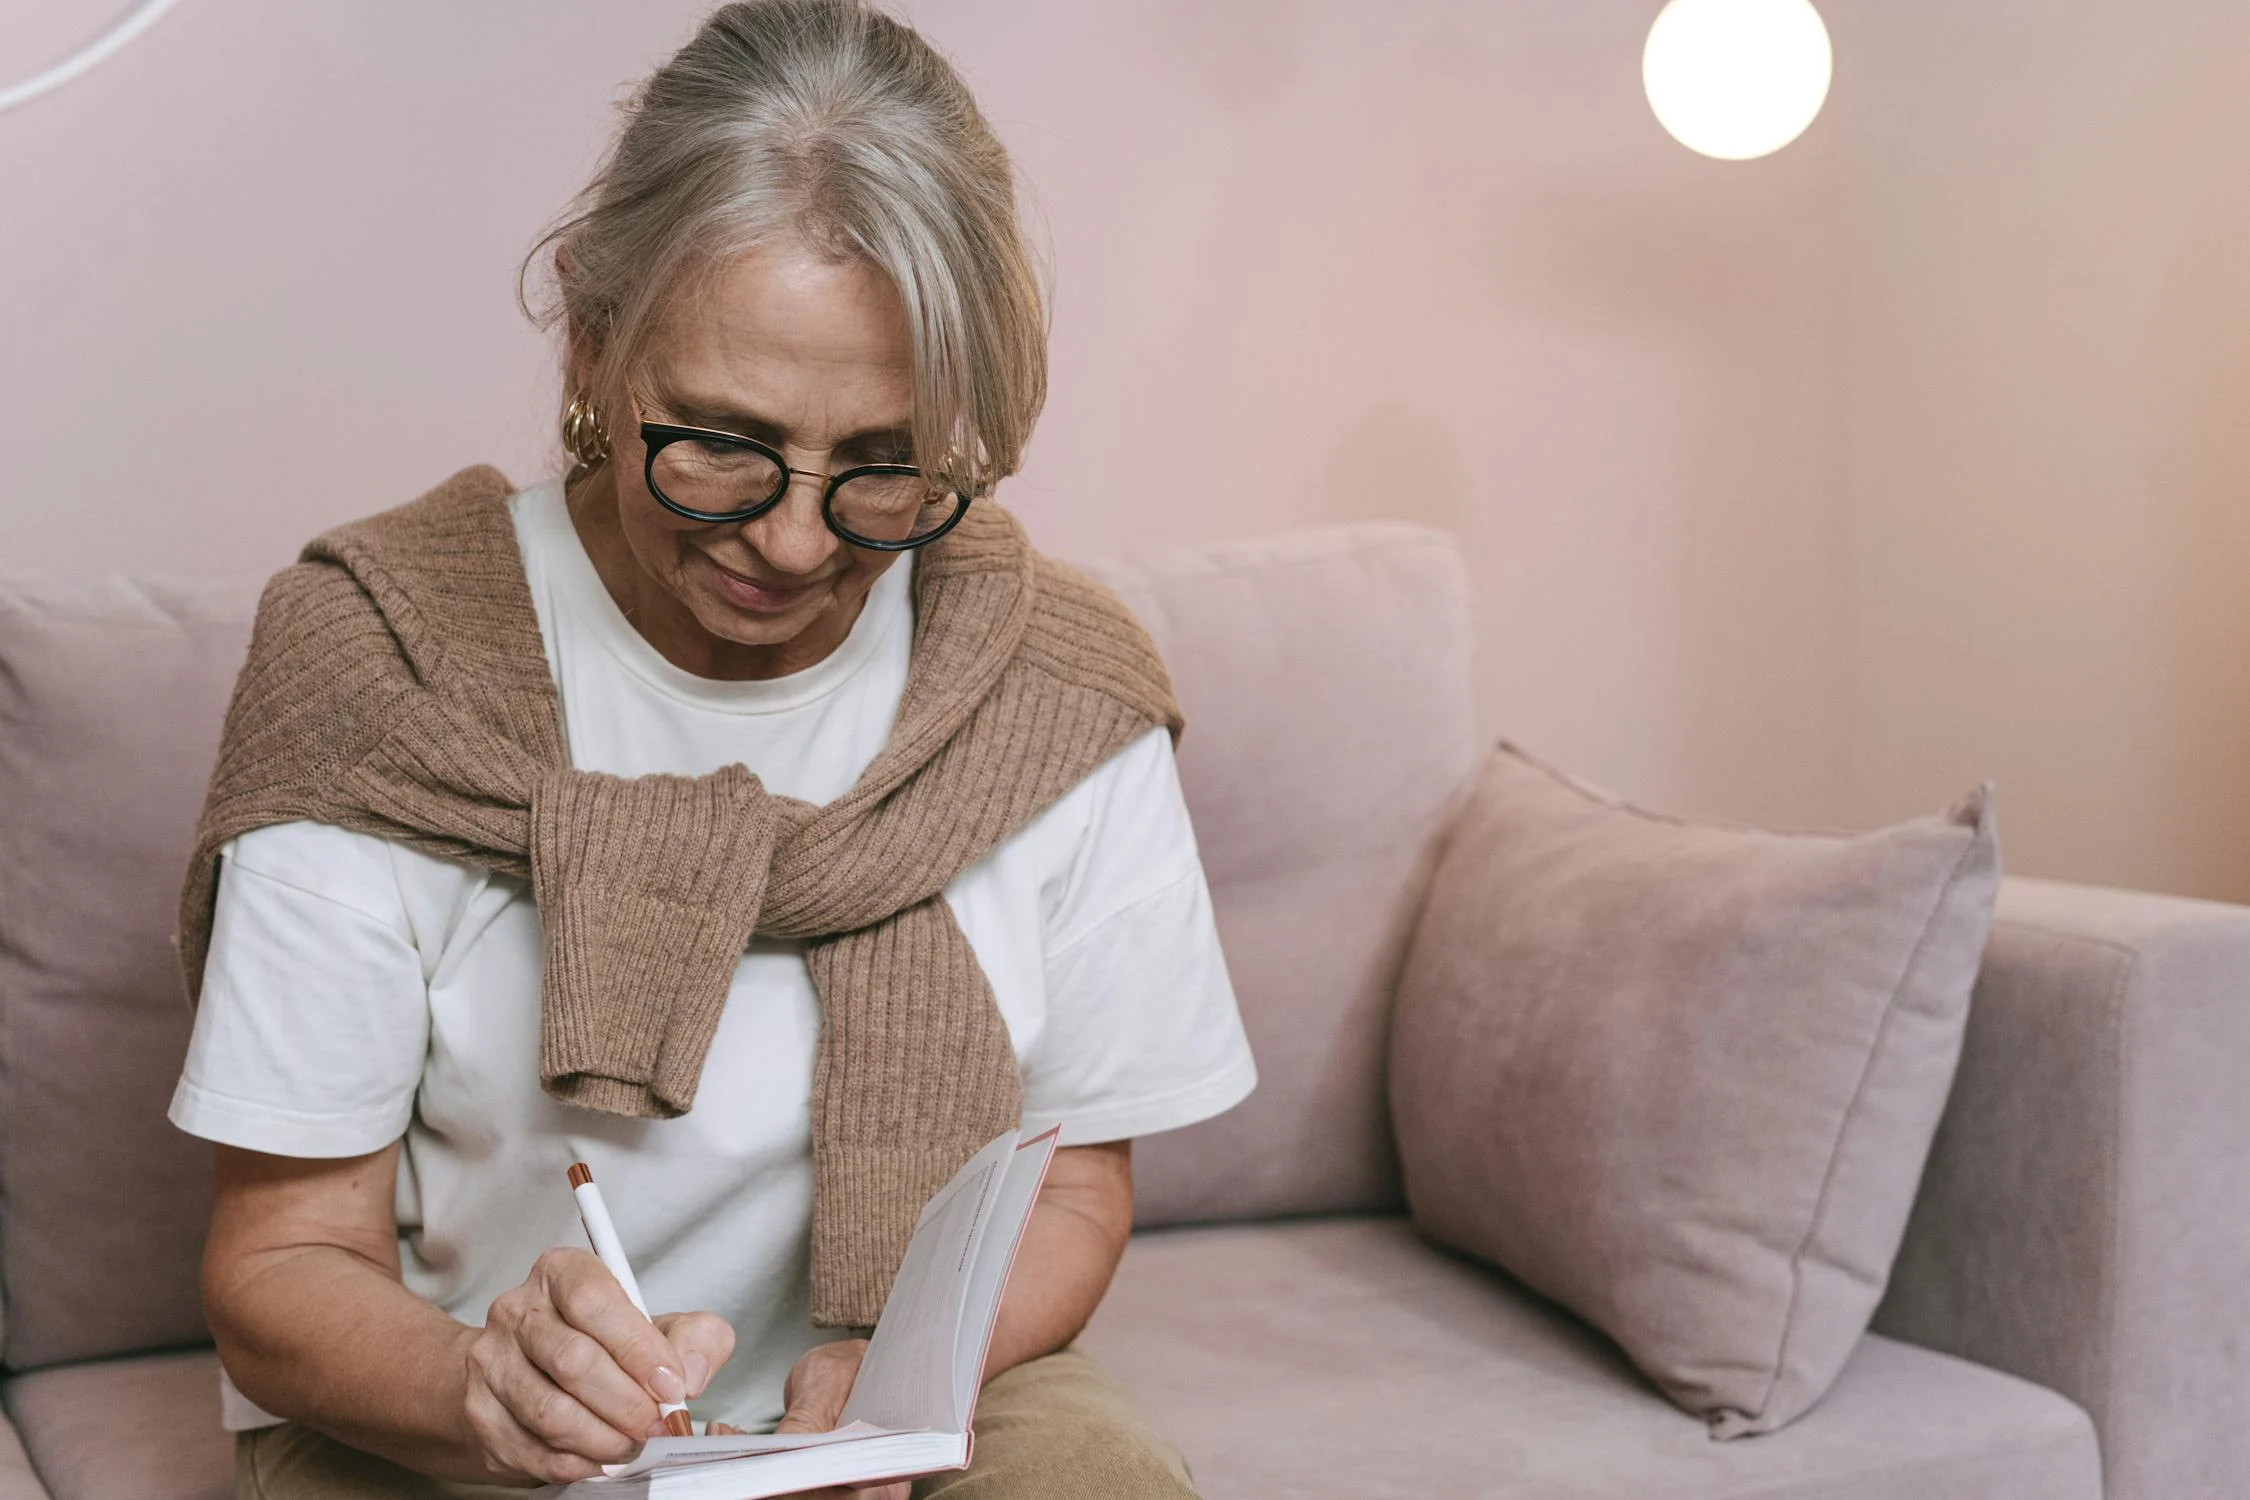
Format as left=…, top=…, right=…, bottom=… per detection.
left=741, top=475, right=840, bottom=574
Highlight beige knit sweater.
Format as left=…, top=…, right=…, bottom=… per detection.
left=178, top=466, right=1180, bottom=1325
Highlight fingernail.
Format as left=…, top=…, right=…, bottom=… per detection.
left=651, top=1365, right=686, bottom=1403
left=685, top=1352, right=711, bottom=1397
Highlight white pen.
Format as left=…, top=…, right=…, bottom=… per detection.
left=566, top=1161, right=697, bottom=1437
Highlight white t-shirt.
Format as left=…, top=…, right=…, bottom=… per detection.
left=170, top=479, right=1256, bottom=1432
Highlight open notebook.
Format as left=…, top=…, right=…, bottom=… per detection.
left=537, top=1126, right=1059, bottom=1500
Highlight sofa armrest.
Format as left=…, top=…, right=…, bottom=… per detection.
left=1873, top=876, right=2250, bottom=1500
left=0, top=1415, right=49, bottom=1500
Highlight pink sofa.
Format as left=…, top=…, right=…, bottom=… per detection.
left=1, top=523, right=2245, bottom=1499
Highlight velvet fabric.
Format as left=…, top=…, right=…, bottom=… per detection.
left=1877, top=877, right=2250, bottom=1499
left=1083, top=1218, right=2099, bottom=1500
left=1388, top=744, right=2000, bottom=1435
left=1090, top=525, right=1476, bottom=1226
left=0, top=578, right=247, bottom=1372
left=0, top=1418, right=40, bottom=1500
left=1, top=1349, right=230, bottom=1500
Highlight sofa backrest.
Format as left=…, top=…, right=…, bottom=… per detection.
left=0, top=521, right=1474, bottom=1369
left=1089, top=527, right=1475, bottom=1228
left=0, top=577, right=257, bottom=1372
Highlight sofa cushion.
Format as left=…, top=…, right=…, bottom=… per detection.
left=1090, top=526, right=1475, bottom=1225
left=2, top=1347, right=231, bottom=1500
left=1084, top=1218, right=2098, bottom=1500
left=1387, top=745, right=1999, bottom=1435
left=0, top=579, right=255, bottom=1370
left=0, top=1411, right=45, bottom=1500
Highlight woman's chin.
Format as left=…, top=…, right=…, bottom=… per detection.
left=690, top=595, right=803, bottom=644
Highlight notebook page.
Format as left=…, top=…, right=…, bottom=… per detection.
left=639, top=1430, right=968, bottom=1500
left=535, top=1428, right=968, bottom=1499
left=839, top=1131, right=1019, bottom=1434
left=597, top=1422, right=887, bottom=1479
left=949, top=1128, right=1059, bottom=1407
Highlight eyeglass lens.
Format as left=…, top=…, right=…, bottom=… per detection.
left=651, top=437, right=960, bottom=545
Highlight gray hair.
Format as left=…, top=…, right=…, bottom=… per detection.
left=523, top=0, right=1046, bottom=498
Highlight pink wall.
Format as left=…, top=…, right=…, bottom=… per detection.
left=6, top=1, right=2052, bottom=866
left=1834, top=0, right=2250, bottom=901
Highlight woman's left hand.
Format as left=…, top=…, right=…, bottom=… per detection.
left=707, top=1339, right=908, bottom=1500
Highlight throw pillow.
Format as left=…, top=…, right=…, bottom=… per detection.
left=1389, top=743, right=1999, bottom=1436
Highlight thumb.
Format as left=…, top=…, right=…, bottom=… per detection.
left=773, top=1345, right=862, bottom=1435
left=653, top=1311, right=736, bottom=1400
left=773, top=1381, right=848, bottom=1435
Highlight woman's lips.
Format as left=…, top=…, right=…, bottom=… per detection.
left=705, top=556, right=821, bottom=614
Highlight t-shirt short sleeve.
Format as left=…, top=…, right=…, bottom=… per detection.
left=169, top=821, right=432, bottom=1158
left=1019, top=728, right=1258, bottom=1145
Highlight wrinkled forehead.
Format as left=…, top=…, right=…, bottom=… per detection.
left=633, top=239, right=916, bottom=443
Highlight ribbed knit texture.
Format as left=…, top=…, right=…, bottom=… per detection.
left=177, top=466, right=1180, bottom=1326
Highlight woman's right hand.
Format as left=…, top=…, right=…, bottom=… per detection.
left=463, top=1246, right=736, bottom=1485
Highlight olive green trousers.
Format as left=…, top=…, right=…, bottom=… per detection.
left=235, top=1348, right=1198, bottom=1500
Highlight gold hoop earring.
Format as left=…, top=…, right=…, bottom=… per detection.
left=561, top=392, right=611, bottom=467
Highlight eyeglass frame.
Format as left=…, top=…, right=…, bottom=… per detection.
left=632, top=396, right=971, bottom=553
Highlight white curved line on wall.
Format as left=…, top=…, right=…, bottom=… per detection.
left=0, top=0, right=183, bottom=115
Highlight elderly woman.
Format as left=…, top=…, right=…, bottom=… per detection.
left=167, top=4, right=1253, bottom=1497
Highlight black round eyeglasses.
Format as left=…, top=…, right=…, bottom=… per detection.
left=637, top=410, right=970, bottom=553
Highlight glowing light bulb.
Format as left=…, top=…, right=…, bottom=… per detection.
left=1642, top=0, right=1833, bottom=161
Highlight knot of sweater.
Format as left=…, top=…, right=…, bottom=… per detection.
left=179, top=465, right=1180, bottom=1325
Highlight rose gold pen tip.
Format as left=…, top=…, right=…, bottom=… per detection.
left=566, top=1162, right=593, bottom=1189
left=663, top=1408, right=695, bottom=1437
